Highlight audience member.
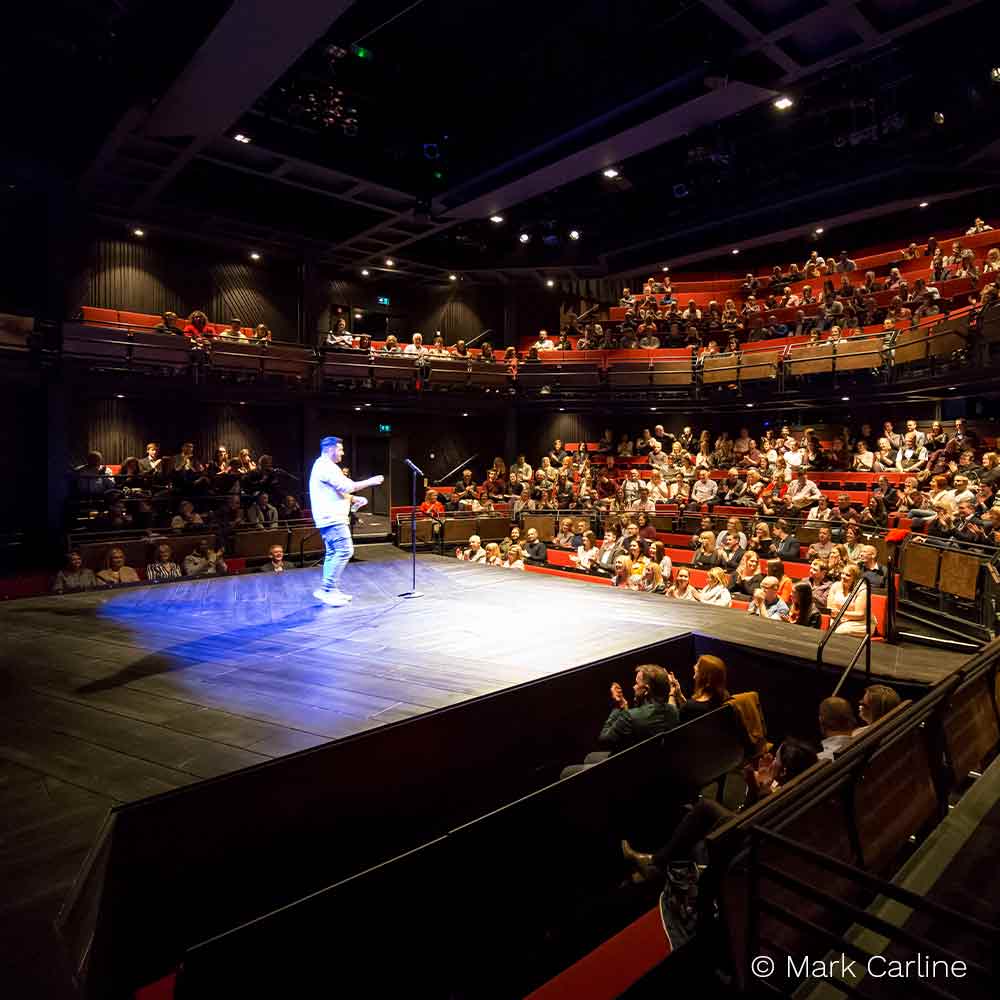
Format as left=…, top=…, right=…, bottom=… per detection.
left=52, top=551, right=101, bottom=594
left=854, top=684, right=902, bottom=735
left=146, top=543, right=182, bottom=582
left=667, top=654, right=729, bottom=720
left=259, top=544, right=286, bottom=573
left=183, top=539, right=228, bottom=577
left=817, top=697, right=857, bottom=759
left=96, top=547, right=140, bottom=587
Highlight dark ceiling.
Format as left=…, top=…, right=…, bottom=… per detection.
left=5, top=0, right=999, bottom=288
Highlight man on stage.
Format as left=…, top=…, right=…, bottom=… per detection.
left=309, top=436, right=384, bottom=606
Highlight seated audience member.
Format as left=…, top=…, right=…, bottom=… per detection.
left=854, top=685, right=902, bottom=735
left=789, top=580, right=821, bottom=628
left=667, top=566, right=697, bottom=600
left=748, top=576, right=789, bottom=621
left=499, top=526, right=521, bottom=557
left=562, top=666, right=679, bottom=777
left=76, top=451, right=115, bottom=498
left=221, top=317, right=248, bottom=340
left=692, top=531, right=719, bottom=569
left=171, top=499, right=204, bottom=532
left=767, top=559, right=794, bottom=604
left=247, top=492, right=279, bottom=529
left=97, top=547, right=140, bottom=587
left=786, top=471, right=822, bottom=512
left=255, top=324, right=272, bottom=343
left=279, top=495, right=303, bottom=520
left=818, top=697, right=857, bottom=760
left=552, top=517, right=576, bottom=550
left=843, top=523, right=865, bottom=562
left=381, top=334, right=401, bottom=354
left=689, top=468, right=718, bottom=507
left=153, top=311, right=183, bottom=335
left=404, top=332, right=428, bottom=355
left=749, top=522, right=776, bottom=561
left=621, top=738, right=819, bottom=882
left=146, top=543, right=182, bottom=582
left=427, top=334, right=450, bottom=358
left=483, top=542, right=503, bottom=566
left=323, top=318, right=354, bottom=351
left=696, top=566, right=733, bottom=607
left=827, top=563, right=875, bottom=635
left=809, top=560, right=832, bottom=610
left=730, top=550, right=763, bottom=597
left=807, top=527, right=834, bottom=561
left=716, top=516, right=748, bottom=552
left=138, top=442, right=162, bottom=476
left=503, top=545, right=526, bottom=570
left=259, top=543, right=287, bottom=573
left=953, top=498, right=987, bottom=544
left=668, top=654, right=729, bottom=720
left=183, top=539, right=228, bottom=577
left=53, top=551, right=101, bottom=594
left=572, top=531, right=600, bottom=571
left=183, top=310, right=216, bottom=340
left=635, top=560, right=666, bottom=594
left=717, top=532, right=745, bottom=575
left=858, top=545, right=887, bottom=588
left=595, top=528, right=622, bottom=574
left=455, top=534, right=487, bottom=563
left=531, top=329, right=555, bottom=351
left=522, top=528, right=547, bottom=565
left=611, top=555, right=633, bottom=588
left=772, top=519, right=800, bottom=561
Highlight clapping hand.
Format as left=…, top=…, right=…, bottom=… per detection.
left=610, top=682, right=628, bottom=709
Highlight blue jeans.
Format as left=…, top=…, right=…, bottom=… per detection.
left=320, top=522, right=354, bottom=591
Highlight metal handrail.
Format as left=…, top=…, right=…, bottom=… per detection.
left=817, top=572, right=872, bottom=688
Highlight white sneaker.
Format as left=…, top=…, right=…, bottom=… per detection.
left=333, top=590, right=354, bottom=602
left=313, top=588, right=349, bottom=606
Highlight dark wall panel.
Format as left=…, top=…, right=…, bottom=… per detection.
left=73, top=233, right=301, bottom=340
left=74, top=398, right=303, bottom=481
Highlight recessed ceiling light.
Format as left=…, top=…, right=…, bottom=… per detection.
left=747, top=403, right=754, bottom=408
left=919, top=201, right=929, bottom=208
left=233, top=133, right=252, bottom=144
left=649, top=407, right=657, bottom=412
left=132, top=228, right=144, bottom=237
left=385, top=258, right=394, bottom=266
left=841, top=396, right=850, bottom=401
left=519, top=233, right=531, bottom=244
left=948, top=386, right=957, bottom=390
left=773, top=96, right=794, bottom=111
left=364, top=402, right=372, bottom=407
left=115, top=394, right=124, bottom=399
left=602, top=167, right=619, bottom=179
left=361, top=268, right=369, bottom=276
left=731, top=248, right=740, bottom=255
left=354, top=312, right=362, bottom=319
left=354, top=406, right=362, bottom=411
left=568, top=230, right=581, bottom=241
left=662, top=266, right=669, bottom=272
left=814, top=227, right=824, bottom=235
left=239, top=401, right=246, bottom=406
left=250, top=252, right=260, bottom=261
left=559, top=407, right=565, bottom=412
left=449, top=273, right=457, bottom=281
left=462, top=412, right=469, bottom=417
left=545, top=279, right=555, bottom=288
left=489, top=214, right=504, bottom=224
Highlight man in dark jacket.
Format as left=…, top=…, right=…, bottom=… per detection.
left=522, top=527, right=548, bottom=565
left=773, top=518, right=801, bottom=561
left=561, top=666, right=678, bottom=776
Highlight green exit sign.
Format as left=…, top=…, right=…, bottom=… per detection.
left=377, top=423, right=392, bottom=434
left=377, top=296, right=391, bottom=306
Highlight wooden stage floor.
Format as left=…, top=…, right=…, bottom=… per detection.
left=0, top=544, right=969, bottom=995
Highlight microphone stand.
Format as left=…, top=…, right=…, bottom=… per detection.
left=400, top=458, right=424, bottom=599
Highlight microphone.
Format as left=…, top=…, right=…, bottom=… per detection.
left=404, top=458, right=425, bottom=477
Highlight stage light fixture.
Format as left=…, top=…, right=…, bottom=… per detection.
left=919, top=201, right=929, bottom=208
left=233, top=133, right=252, bottom=144
left=933, top=111, right=945, bottom=125
left=568, top=230, right=580, bottom=241
left=385, top=258, right=394, bottom=266
left=449, top=273, right=457, bottom=281
left=773, top=96, right=794, bottom=111
left=116, top=394, right=125, bottom=399
left=662, top=266, right=669, bottom=272
left=489, top=214, right=504, bottom=224
left=814, top=227, right=824, bottom=235
left=132, top=228, right=144, bottom=237
left=239, top=400, right=246, bottom=406
left=364, top=402, right=372, bottom=407
left=250, top=252, right=261, bottom=261
left=841, top=396, right=850, bottom=401
left=948, top=386, right=957, bottom=390
left=559, top=407, right=565, bottom=412
left=602, top=167, right=619, bottom=179
left=731, top=248, right=740, bottom=255
left=462, top=412, right=469, bottom=417
left=354, top=406, right=362, bottom=411
left=519, top=233, right=531, bottom=244
left=361, top=268, right=369, bottom=276
left=545, top=279, right=555, bottom=288
left=746, top=403, right=754, bottom=408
